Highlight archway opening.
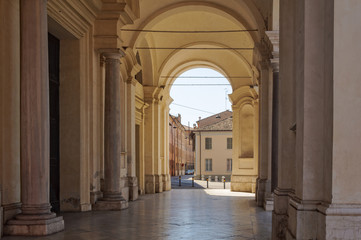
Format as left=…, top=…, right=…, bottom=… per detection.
left=168, top=67, right=233, bottom=188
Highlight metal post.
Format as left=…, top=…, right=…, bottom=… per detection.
left=179, top=175, right=181, bottom=186
left=192, top=177, right=194, bottom=187
left=223, top=178, right=226, bottom=189
left=206, top=177, right=209, bottom=188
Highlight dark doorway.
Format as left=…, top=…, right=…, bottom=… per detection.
left=48, top=33, right=60, bottom=213
left=135, top=124, right=140, bottom=194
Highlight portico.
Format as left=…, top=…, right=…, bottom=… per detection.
left=1, top=0, right=361, bottom=239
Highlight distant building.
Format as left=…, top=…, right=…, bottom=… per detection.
left=169, top=114, right=195, bottom=176
left=193, top=111, right=233, bottom=181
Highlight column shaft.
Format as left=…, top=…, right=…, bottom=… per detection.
left=93, top=51, right=128, bottom=210
left=20, top=0, right=50, bottom=214
left=103, top=53, right=123, bottom=200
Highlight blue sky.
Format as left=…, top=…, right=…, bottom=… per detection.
left=169, top=68, right=233, bottom=127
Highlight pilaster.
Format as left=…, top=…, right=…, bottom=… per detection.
left=161, top=96, right=172, bottom=191
left=256, top=62, right=269, bottom=207
left=272, top=0, right=295, bottom=238
left=229, top=87, right=258, bottom=193
left=135, top=95, right=147, bottom=195
left=127, top=78, right=138, bottom=201
left=143, top=87, right=164, bottom=194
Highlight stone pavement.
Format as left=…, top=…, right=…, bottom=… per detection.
left=2, top=189, right=271, bottom=240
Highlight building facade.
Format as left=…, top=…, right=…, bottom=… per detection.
left=169, top=115, right=195, bottom=176
left=194, top=113, right=233, bottom=181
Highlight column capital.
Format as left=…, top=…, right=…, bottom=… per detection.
left=99, top=48, right=126, bottom=59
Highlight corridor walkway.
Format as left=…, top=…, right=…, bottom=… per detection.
left=3, top=189, right=271, bottom=240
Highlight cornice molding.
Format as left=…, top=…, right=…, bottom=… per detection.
left=48, top=0, right=100, bottom=39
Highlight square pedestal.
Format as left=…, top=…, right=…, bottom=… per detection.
left=129, top=185, right=139, bottom=201
left=4, top=216, right=64, bottom=236
left=92, top=200, right=128, bottom=211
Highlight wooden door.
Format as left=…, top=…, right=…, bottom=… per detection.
left=48, top=33, right=60, bottom=213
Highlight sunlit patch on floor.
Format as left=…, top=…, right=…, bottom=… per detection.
left=203, top=189, right=255, bottom=197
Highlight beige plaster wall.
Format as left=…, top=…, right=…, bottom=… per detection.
left=59, top=36, right=91, bottom=211
left=0, top=0, right=21, bottom=221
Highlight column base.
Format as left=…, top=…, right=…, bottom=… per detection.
left=145, top=175, right=155, bottom=194
left=286, top=197, right=320, bottom=239
left=4, top=215, right=64, bottom=236
left=128, top=176, right=138, bottom=201
left=92, top=199, right=128, bottom=211
left=263, top=196, right=274, bottom=211
left=256, top=178, right=267, bottom=207
left=272, top=210, right=288, bottom=240
left=318, top=203, right=361, bottom=239
left=230, top=175, right=257, bottom=193
left=90, top=191, right=103, bottom=204
left=162, top=174, right=171, bottom=191
left=272, top=188, right=291, bottom=240
left=155, top=175, right=163, bottom=193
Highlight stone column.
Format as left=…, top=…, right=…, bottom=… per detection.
left=4, top=0, right=64, bottom=236
left=93, top=50, right=128, bottom=210
left=127, top=78, right=138, bottom=201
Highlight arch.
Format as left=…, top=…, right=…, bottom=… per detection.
left=127, top=1, right=265, bottom=48
left=163, top=60, right=230, bottom=88
left=157, top=41, right=254, bottom=80
left=158, top=43, right=255, bottom=94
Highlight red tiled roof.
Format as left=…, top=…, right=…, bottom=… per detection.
left=196, top=110, right=232, bottom=128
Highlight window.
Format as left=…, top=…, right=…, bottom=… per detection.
left=227, top=138, right=232, bottom=149
left=227, top=158, right=232, bottom=172
left=205, top=137, right=212, bottom=149
left=205, top=159, right=212, bottom=171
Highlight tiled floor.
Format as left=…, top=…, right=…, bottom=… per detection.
left=3, top=188, right=272, bottom=240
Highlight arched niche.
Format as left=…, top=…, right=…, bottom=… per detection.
left=239, top=103, right=255, bottom=158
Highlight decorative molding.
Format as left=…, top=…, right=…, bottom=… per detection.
left=99, top=48, right=126, bottom=57
left=98, top=1, right=137, bottom=24
left=318, top=203, right=361, bottom=216
left=265, top=31, right=279, bottom=72
left=229, top=86, right=258, bottom=106
left=48, top=0, right=99, bottom=39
